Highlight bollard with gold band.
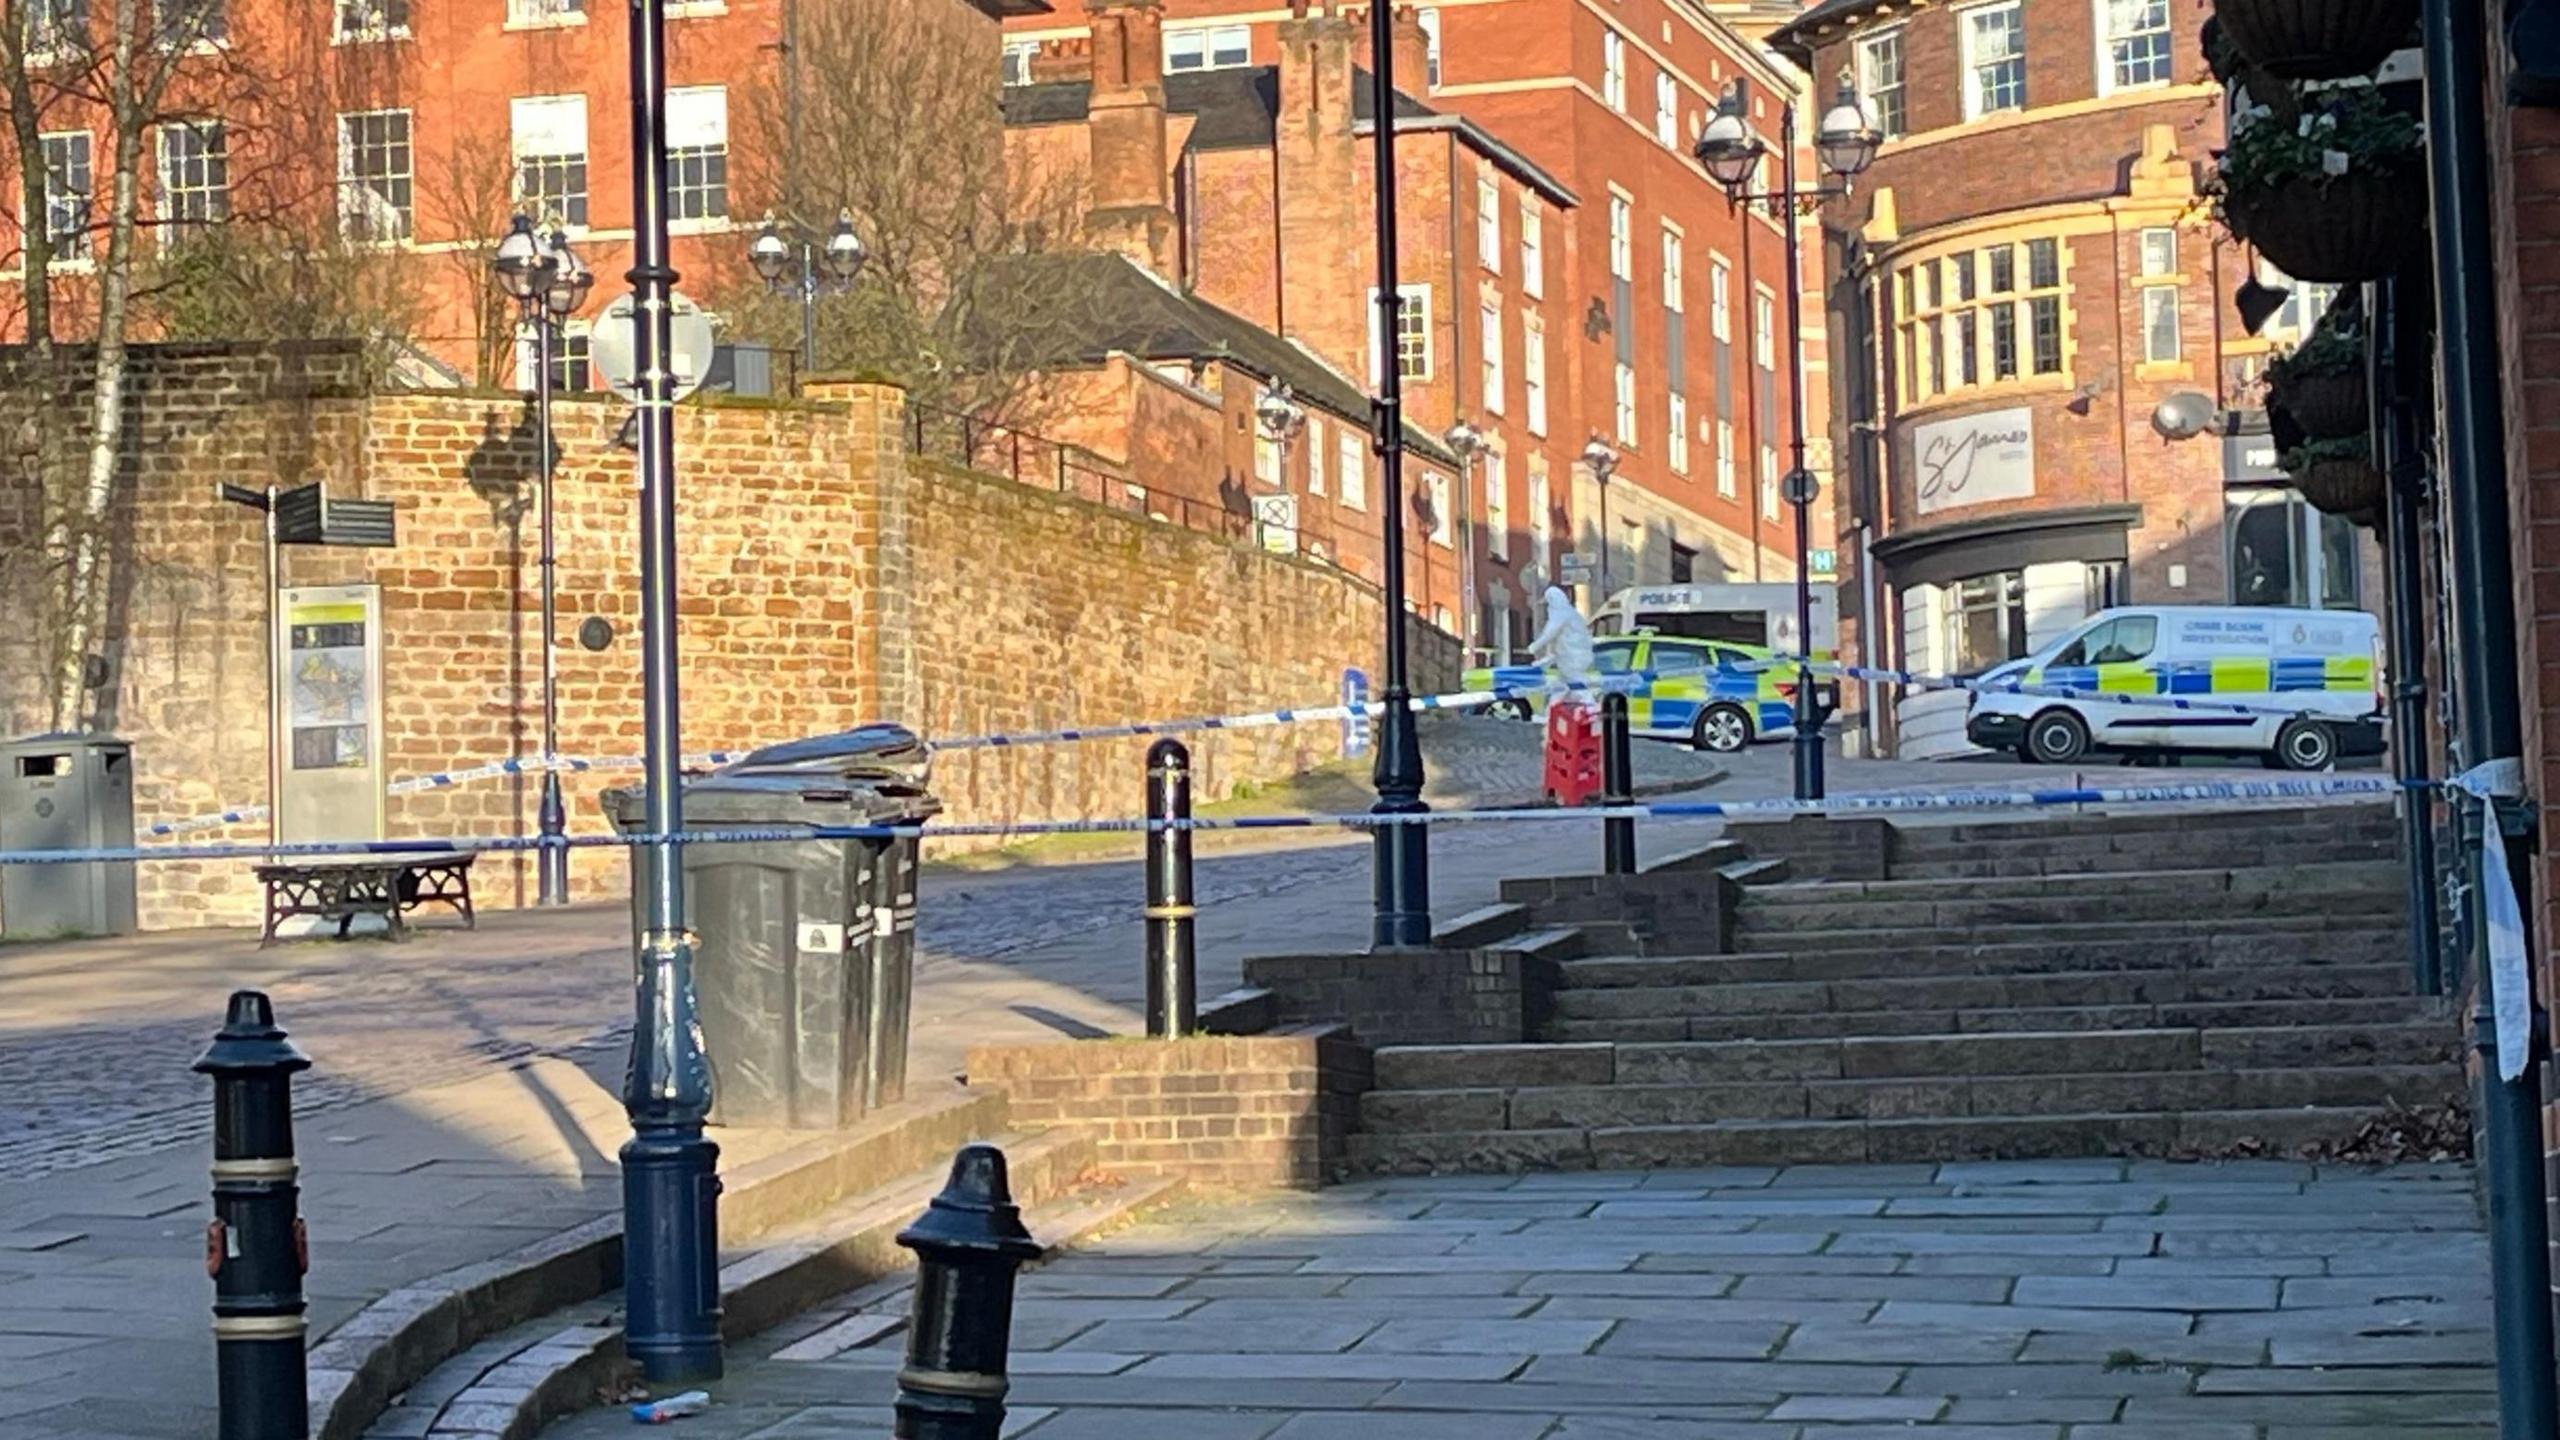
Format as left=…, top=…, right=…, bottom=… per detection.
left=1143, top=738, right=1197, bottom=1037
left=194, top=990, right=312, bottom=1440
left=893, top=1145, right=1042, bottom=1440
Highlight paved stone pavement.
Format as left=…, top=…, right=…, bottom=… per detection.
left=0, top=742, right=2304, bottom=1436
left=541, top=1158, right=2497, bottom=1439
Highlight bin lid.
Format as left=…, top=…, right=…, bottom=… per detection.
left=601, top=771, right=931, bottom=829
left=723, top=724, right=927, bottom=783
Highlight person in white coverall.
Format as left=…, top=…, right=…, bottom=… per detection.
left=1528, top=585, right=1596, bottom=690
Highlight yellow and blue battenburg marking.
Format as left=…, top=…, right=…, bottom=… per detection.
left=2031, top=655, right=2375, bottom=699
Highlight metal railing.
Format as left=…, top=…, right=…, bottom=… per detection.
left=905, top=403, right=1249, bottom=542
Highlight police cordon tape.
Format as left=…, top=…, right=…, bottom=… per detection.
left=138, top=678, right=1646, bottom=840
left=1756, top=655, right=2372, bottom=724
left=17, top=775, right=2400, bottom=866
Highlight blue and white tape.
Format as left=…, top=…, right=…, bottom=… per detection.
left=12, top=776, right=2397, bottom=867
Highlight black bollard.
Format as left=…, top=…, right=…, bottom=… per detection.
left=194, top=990, right=312, bottom=1440
left=1600, top=692, right=1637, bottom=875
left=1144, top=738, right=1197, bottom=1037
left=894, top=1145, right=1044, bottom=1440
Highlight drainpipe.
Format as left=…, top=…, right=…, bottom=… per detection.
left=2419, top=1, right=2560, bottom=1434
left=2374, top=279, right=2443, bottom=997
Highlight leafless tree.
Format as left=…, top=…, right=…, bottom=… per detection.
left=726, top=0, right=1096, bottom=424
left=421, top=120, right=520, bottom=390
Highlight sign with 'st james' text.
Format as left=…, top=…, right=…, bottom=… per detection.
left=1913, top=407, right=2034, bottom=516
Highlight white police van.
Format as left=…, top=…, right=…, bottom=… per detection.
left=1964, top=605, right=2384, bottom=769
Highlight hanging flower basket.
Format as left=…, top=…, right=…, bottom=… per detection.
left=2224, top=172, right=2427, bottom=283
left=2263, top=315, right=2369, bottom=439
left=2215, top=0, right=2420, bottom=80
left=2213, top=85, right=2427, bottom=284
left=2284, top=438, right=2384, bottom=515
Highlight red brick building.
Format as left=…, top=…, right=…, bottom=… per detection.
left=1002, top=0, right=1828, bottom=642
left=1774, top=0, right=2379, bottom=757
left=0, top=0, right=1037, bottom=385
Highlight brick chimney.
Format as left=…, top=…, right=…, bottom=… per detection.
left=1384, top=4, right=1429, bottom=92
left=1085, top=0, right=1176, bottom=276
left=1030, top=36, right=1093, bottom=85
left=1276, top=0, right=1368, bottom=381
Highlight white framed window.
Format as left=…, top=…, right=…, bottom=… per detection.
left=155, top=0, right=225, bottom=49
left=1165, top=23, right=1249, bottom=72
left=157, top=120, right=228, bottom=234
left=1654, top=72, right=1678, bottom=146
left=1753, top=288, right=1775, bottom=370
left=1759, top=444, right=1779, bottom=518
left=27, top=0, right=89, bottom=59
left=38, top=130, right=90, bottom=263
left=1001, top=39, right=1039, bottom=86
left=1614, top=362, right=1636, bottom=443
left=1420, top=6, right=1442, bottom=87
left=1895, top=237, right=2068, bottom=402
left=2141, top=284, right=2181, bottom=363
left=1255, top=430, right=1282, bottom=485
left=1340, top=429, right=1368, bottom=510
left=2099, top=0, right=2173, bottom=94
left=1602, top=30, right=1625, bottom=111
left=1428, top=470, right=1454, bottom=547
left=1710, top=257, right=1732, bottom=341
left=1668, top=392, right=1689, bottom=474
left=1308, top=418, right=1329, bottom=496
left=335, top=0, right=408, bottom=40
left=1480, top=300, right=1505, bottom=414
left=1369, top=283, right=1433, bottom=384
left=1961, top=1, right=2027, bottom=119
left=2258, top=260, right=2340, bottom=346
left=1520, top=198, right=1544, bottom=298
left=1484, top=444, right=1509, bottom=560
left=510, top=95, right=589, bottom=229
left=515, top=320, right=593, bottom=392
left=1528, top=460, right=1552, bottom=569
left=2139, top=226, right=2177, bottom=278
left=1608, top=193, right=1631, bottom=280
left=666, top=87, right=728, bottom=225
left=336, top=109, right=411, bottom=241
left=1661, top=229, right=1684, bottom=311
left=1523, top=314, right=1548, bottom=436
left=1716, top=420, right=1736, bottom=498
left=507, top=0, right=583, bottom=26
left=1476, top=173, right=1500, bottom=271
left=1857, top=29, right=1907, bottom=138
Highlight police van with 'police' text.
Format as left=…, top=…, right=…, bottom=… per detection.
left=1963, top=606, right=2384, bottom=770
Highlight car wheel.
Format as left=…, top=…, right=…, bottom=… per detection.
left=2025, top=709, right=2092, bottom=764
left=1492, top=698, right=1531, bottom=722
left=1693, top=704, right=1753, bottom=754
left=2274, top=719, right=2338, bottom=771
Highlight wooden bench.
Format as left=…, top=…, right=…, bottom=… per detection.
left=253, top=853, right=478, bottom=945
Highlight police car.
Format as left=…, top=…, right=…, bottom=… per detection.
left=1463, top=635, right=1810, bottom=752
left=1964, top=605, right=2386, bottom=769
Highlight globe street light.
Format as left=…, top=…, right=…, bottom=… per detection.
left=1254, top=380, right=1308, bottom=552
left=494, top=212, right=594, bottom=908
left=1579, top=433, right=1619, bottom=598
left=1442, top=419, right=1490, bottom=662
left=751, top=207, right=866, bottom=378
left=1694, top=69, right=1878, bottom=802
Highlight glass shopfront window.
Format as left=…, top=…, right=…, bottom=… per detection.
left=2227, top=488, right=2360, bottom=610
left=1945, top=570, right=2029, bottom=674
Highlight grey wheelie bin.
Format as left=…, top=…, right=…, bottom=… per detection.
left=604, top=724, right=937, bottom=1130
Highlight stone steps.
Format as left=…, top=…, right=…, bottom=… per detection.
left=1886, top=806, right=2398, bottom=851
left=1542, top=994, right=2439, bottom=1045
left=1362, top=1063, right=2458, bottom=1133
left=1552, top=962, right=2419, bottom=1015
left=1745, top=859, right=2405, bottom=906
left=1349, top=1104, right=2432, bottom=1174
left=1890, top=838, right=2399, bottom=880
left=1738, top=912, right=2408, bottom=954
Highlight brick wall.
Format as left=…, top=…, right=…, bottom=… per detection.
left=0, top=343, right=1457, bottom=930
left=1245, top=948, right=1539, bottom=1047
left=965, top=1027, right=1371, bottom=1190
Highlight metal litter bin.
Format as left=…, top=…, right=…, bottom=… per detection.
left=0, top=734, right=137, bottom=938
left=604, top=725, right=936, bottom=1130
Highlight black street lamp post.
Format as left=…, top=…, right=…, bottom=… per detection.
left=494, top=213, right=594, bottom=908
left=750, top=208, right=866, bottom=379
left=1580, top=435, right=1618, bottom=598
left=1695, top=71, right=1880, bottom=802
left=1366, top=0, right=1429, bottom=948
left=1443, top=419, right=1489, bottom=662
left=622, top=0, right=722, bottom=1386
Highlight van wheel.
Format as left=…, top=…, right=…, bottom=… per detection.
left=2274, top=719, right=2338, bottom=771
left=1693, top=704, right=1753, bottom=754
left=2025, top=709, right=2092, bottom=764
